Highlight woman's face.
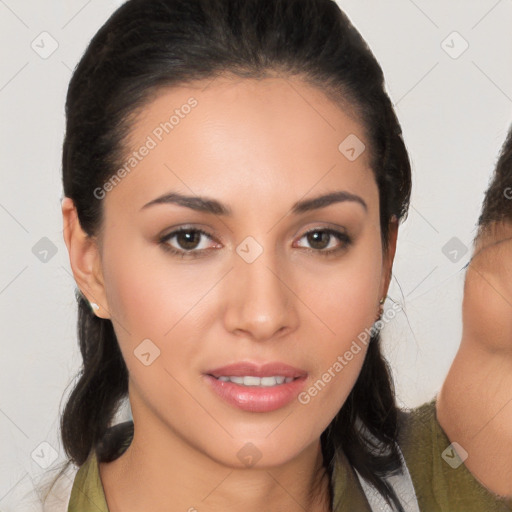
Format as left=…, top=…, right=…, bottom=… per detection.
left=89, top=75, right=395, bottom=468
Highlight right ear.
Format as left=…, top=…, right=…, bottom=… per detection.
left=61, top=197, right=111, bottom=319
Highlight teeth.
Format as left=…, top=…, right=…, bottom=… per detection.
left=215, top=375, right=294, bottom=386
left=244, top=376, right=261, bottom=386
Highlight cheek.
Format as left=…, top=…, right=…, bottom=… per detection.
left=292, top=241, right=383, bottom=417
left=101, top=238, right=211, bottom=336
left=99, top=244, right=210, bottom=405
left=300, top=246, right=383, bottom=342
left=100, top=239, right=224, bottom=396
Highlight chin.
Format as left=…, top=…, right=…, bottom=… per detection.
left=202, top=433, right=317, bottom=470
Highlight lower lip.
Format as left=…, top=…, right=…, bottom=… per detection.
left=204, top=375, right=307, bottom=412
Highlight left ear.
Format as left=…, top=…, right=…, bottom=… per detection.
left=380, top=215, right=399, bottom=300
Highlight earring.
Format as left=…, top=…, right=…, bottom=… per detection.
left=376, top=296, right=385, bottom=321
left=89, top=302, right=100, bottom=312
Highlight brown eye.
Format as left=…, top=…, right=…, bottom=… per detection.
left=175, top=230, right=202, bottom=250
left=159, top=227, right=218, bottom=258
left=296, top=228, right=352, bottom=256
left=306, top=230, right=331, bottom=250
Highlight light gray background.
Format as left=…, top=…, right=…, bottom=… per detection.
left=1, top=0, right=512, bottom=507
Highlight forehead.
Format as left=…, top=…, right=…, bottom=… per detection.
left=104, top=75, right=377, bottom=216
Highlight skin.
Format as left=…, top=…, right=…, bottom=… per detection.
left=437, top=221, right=512, bottom=497
left=62, top=75, right=398, bottom=512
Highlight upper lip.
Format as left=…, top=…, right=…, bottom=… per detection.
left=206, top=361, right=308, bottom=379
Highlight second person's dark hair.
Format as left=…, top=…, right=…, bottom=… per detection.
left=60, top=0, right=412, bottom=509
left=476, top=126, right=512, bottom=233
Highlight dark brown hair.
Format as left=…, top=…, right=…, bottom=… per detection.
left=476, top=127, right=512, bottom=237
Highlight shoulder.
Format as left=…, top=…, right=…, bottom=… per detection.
left=69, top=420, right=134, bottom=512
left=68, top=450, right=109, bottom=511
left=398, top=398, right=512, bottom=512
left=331, top=450, right=372, bottom=511
left=397, top=397, right=436, bottom=450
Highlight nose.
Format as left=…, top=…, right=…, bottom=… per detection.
left=222, top=245, right=299, bottom=342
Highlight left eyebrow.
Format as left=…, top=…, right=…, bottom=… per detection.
left=140, top=190, right=367, bottom=215
left=291, top=191, right=367, bottom=214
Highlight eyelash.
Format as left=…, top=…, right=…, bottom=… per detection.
left=159, top=227, right=352, bottom=259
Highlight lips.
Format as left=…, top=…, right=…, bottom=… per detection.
left=203, top=361, right=308, bottom=413
left=206, top=361, right=308, bottom=379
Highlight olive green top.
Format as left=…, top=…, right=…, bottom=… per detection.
left=398, top=399, right=512, bottom=511
left=67, top=399, right=512, bottom=511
